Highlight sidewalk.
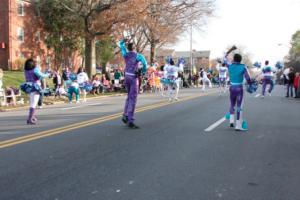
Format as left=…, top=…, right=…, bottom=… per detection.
left=0, top=92, right=126, bottom=112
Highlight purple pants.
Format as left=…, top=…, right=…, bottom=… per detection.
left=230, top=85, right=243, bottom=120
left=124, top=76, right=138, bottom=123
left=262, top=77, right=274, bottom=96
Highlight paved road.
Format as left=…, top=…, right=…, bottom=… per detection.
left=0, top=86, right=299, bottom=200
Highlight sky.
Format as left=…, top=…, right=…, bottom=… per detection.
left=174, top=0, right=300, bottom=65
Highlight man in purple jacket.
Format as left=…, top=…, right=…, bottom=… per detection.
left=119, top=39, right=147, bottom=129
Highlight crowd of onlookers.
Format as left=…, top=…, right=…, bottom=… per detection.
left=0, top=65, right=300, bottom=107
left=0, top=67, right=127, bottom=107
left=282, top=67, right=300, bottom=98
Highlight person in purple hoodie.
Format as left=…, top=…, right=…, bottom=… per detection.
left=119, top=39, right=147, bottom=129
left=23, top=58, right=50, bottom=125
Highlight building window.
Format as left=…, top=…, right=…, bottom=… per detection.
left=19, top=52, right=25, bottom=58
left=17, top=1, right=25, bottom=16
left=36, top=56, right=41, bottom=67
left=35, top=4, right=41, bottom=17
left=46, top=56, right=51, bottom=68
left=17, top=27, right=24, bottom=42
left=35, top=31, right=40, bottom=42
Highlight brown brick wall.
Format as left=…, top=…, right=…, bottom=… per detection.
left=9, top=0, right=48, bottom=70
left=0, top=0, right=82, bottom=71
left=0, top=0, right=9, bottom=70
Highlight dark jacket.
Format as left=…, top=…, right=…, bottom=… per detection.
left=288, top=72, right=295, bottom=84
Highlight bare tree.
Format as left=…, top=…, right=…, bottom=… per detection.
left=57, top=0, right=130, bottom=77
left=142, top=0, right=214, bottom=63
left=112, top=0, right=214, bottom=64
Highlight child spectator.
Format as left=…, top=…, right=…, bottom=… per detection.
left=101, top=73, right=111, bottom=93
left=55, top=84, right=68, bottom=98
left=53, top=69, right=62, bottom=91
left=92, top=75, right=102, bottom=95
left=114, top=69, right=122, bottom=88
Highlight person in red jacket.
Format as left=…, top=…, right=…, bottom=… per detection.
left=294, top=72, right=300, bottom=98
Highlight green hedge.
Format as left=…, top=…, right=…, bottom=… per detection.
left=2, top=71, right=24, bottom=88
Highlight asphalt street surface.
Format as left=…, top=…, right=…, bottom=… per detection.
left=0, top=86, right=299, bottom=200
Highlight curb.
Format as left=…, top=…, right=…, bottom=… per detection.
left=0, top=93, right=126, bottom=112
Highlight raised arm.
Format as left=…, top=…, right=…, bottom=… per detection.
left=223, top=54, right=231, bottom=67
left=178, top=63, right=184, bottom=72
left=119, top=40, right=127, bottom=57
left=34, top=68, right=49, bottom=79
left=136, top=53, right=148, bottom=74
left=223, top=46, right=237, bottom=67
left=216, top=63, right=220, bottom=71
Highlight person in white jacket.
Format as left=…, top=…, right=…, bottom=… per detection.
left=216, top=63, right=228, bottom=94
left=164, top=58, right=183, bottom=101
left=77, top=67, right=89, bottom=102
left=199, top=68, right=212, bottom=91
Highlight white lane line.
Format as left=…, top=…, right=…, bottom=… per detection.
left=61, top=105, right=85, bottom=110
left=61, top=103, right=103, bottom=110
left=85, top=103, right=104, bottom=106
left=204, top=117, right=226, bottom=132
left=255, top=94, right=261, bottom=98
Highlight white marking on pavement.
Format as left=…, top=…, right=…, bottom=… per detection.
left=256, top=134, right=265, bottom=139
left=61, top=103, right=103, bottom=110
left=129, top=181, right=134, bottom=185
left=61, top=105, right=84, bottom=110
left=255, top=94, right=261, bottom=98
left=85, top=103, right=105, bottom=106
left=205, top=117, right=226, bottom=132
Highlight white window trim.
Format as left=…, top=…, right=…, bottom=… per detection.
left=35, top=31, right=40, bottom=42
left=17, top=1, right=25, bottom=16
left=17, top=27, right=25, bottom=43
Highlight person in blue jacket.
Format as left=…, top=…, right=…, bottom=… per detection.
left=225, top=54, right=252, bottom=131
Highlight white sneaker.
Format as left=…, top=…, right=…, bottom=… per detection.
left=38, top=106, right=43, bottom=109
left=235, top=120, right=247, bottom=131
left=174, top=97, right=179, bottom=101
left=230, top=114, right=234, bottom=128
left=268, top=93, right=272, bottom=97
left=76, top=101, right=80, bottom=104
left=261, top=95, right=265, bottom=99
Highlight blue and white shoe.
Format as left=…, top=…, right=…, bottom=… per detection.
left=235, top=120, right=248, bottom=131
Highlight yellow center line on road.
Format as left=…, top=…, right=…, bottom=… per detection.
left=0, top=91, right=216, bottom=149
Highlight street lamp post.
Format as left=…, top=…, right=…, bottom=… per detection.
left=278, top=43, right=291, bottom=48
left=190, top=23, right=193, bottom=78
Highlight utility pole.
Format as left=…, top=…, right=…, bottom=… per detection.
left=190, top=23, right=193, bottom=77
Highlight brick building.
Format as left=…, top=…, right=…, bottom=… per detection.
left=143, top=49, right=210, bottom=72
left=0, top=0, right=82, bottom=71
left=175, top=50, right=210, bottom=73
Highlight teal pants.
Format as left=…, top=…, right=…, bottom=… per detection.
left=68, top=86, right=79, bottom=102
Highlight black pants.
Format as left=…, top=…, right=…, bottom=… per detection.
left=286, top=84, right=294, bottom=97
left=38, top=92, right=43, bottom=106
